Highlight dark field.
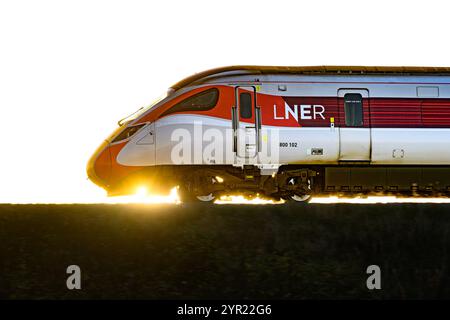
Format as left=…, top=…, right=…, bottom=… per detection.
left=1, top=203, right=450, bottom=299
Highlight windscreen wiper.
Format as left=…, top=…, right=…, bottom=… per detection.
left=117, top=106, right=144, bottom=126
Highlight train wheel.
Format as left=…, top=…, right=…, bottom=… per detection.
left=283, top=177, right=312, bottom=202
left=177, top=186, right=215, bottom=203
left=195, top=193, right=215, bottom=202
left=289, top=194, right=312, bottom=202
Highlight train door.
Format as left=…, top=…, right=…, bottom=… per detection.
left=338, top=89, right=371, bottom=161
left=232, top=86, right=259, bottom=161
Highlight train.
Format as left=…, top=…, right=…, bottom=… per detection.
left=87, top=65, right=450, bottom=202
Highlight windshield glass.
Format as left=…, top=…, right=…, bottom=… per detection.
left=118, top=93, right=167, bottom=126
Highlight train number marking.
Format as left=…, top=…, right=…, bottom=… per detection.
left=279, top=142, right=298, bottom=148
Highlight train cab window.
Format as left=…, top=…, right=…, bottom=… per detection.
left=161, top=88, right=219, bottom=116
left=344, top=93, right=363, bottom=126
left=239, top=92, right=252, bottom=119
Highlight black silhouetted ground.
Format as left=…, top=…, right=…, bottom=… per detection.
left=1, top=203, right=450, bottom=299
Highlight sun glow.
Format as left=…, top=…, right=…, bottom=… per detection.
left=101, top=194, right=450, bottom=205
left=105, top=186, right=181, bottom=204
left=214, top=195, right=283, bottom=205
left=310, top=196, right=450, bottom=204
left=6, top=183, right=450, bottom=204
left=214, top=195, right=450, bottom=205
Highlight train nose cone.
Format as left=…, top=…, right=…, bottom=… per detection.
left=86, top=140, right=111, bottom=189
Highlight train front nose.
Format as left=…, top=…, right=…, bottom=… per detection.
left=86, top=140, right=111, bottom=189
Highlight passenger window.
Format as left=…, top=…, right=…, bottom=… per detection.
left=239, top=92, right=252, bottom=119
left=160, top=88, right=219, bottom=117
left=344, top=93, right=363, bottom=126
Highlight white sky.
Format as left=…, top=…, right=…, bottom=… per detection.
left=0, top=0, right=449, bottom=203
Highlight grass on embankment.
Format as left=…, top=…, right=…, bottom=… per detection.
left=0, top=203, right=450, bottom=299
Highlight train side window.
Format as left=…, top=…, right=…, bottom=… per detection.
left=160, top=88, right=219, bottom=117
left=344, top=93, right=363, bottom=126
left=239, top=92, right=252, bottom=119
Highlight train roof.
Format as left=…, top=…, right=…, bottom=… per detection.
left=170, top=65, right=450, bottom=92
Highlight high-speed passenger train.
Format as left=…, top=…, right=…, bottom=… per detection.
left=87, top=66, right=450, bottom=202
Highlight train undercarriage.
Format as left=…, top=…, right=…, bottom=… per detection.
left=108, top=165, right=450, bottom=202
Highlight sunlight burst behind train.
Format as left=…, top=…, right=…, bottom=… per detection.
left=102, top=186, right=181, bottom=204
left=215, top=195, right=283, bottom=205
left=310, top=196, right=450, bottom=204
left=105, top=192, right=450, bottom=205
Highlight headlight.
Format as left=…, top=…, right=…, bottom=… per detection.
left=112, top=123, right=146, bottom=143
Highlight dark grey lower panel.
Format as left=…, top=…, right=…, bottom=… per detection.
left=325, top=167, right=450, bottom=192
